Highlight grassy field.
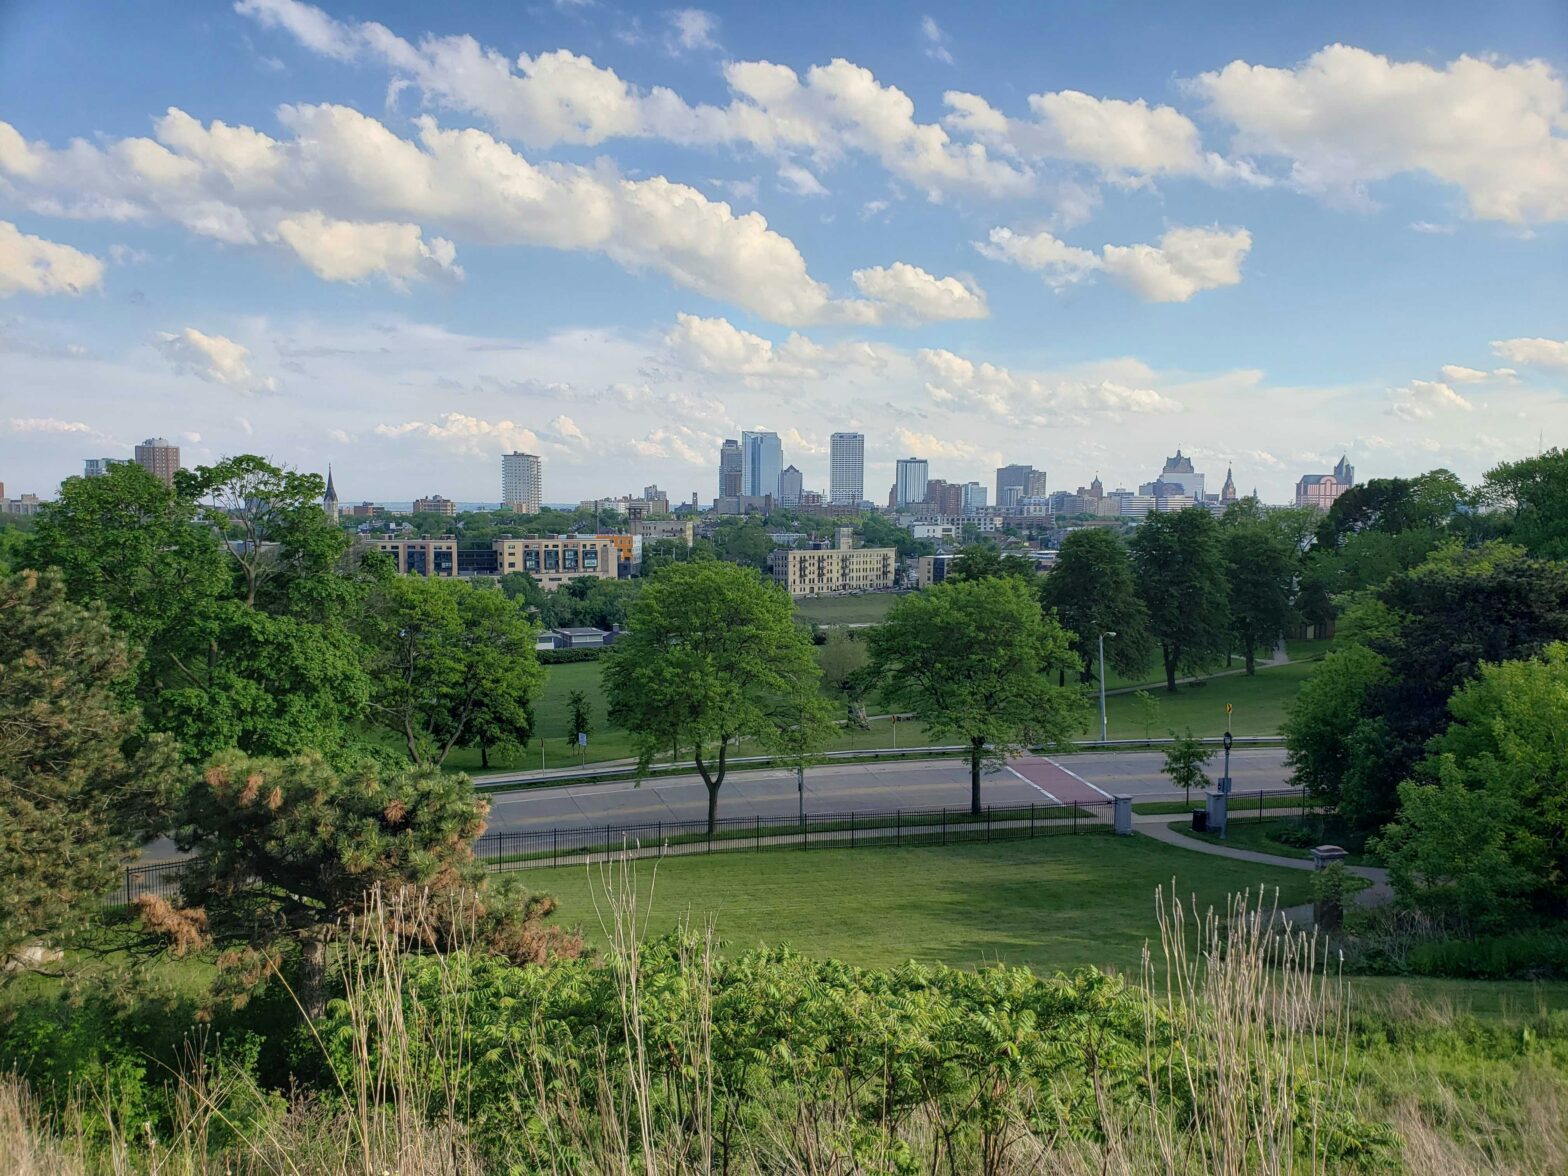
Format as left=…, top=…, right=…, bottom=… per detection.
left=525, top=833, right=1317, bottom=974
left=1090, top=657, right=1315, bottom=739
left=442, top=653, right=1313, bottom=775
left=792, top=592, right=900, bottom=626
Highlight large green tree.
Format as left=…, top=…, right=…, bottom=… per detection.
left=1129, top=509, right=1231, bottom=692
left=1219, top=515, right=1297, bottom=674
left=602, top=561, right=832, bottom=832
left=1039, top=528, right=1152, bottom=683
left=1282, top=644, right=1391, bottom=813
left=1377, top=644, right=1568, bottom=927
left=864, top=577, right=1083, bottom=814
left=1313, top=470, right=1465, bottom=550
left=947, top=543, right=1037, bottom=584
left=1480, top=449, right=1568, bottom=559
left=363, top=576, right=543, bottom=767
left=0, top=570, right=183, bottom=974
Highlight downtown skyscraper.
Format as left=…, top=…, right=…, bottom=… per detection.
left=740, top=430, right=782, bottom=498
left=829, top=431, right=864, bottom=506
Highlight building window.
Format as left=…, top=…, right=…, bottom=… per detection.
left=584, top=547, right=599, bottom=570
left=563, top=548, right=579, bottom=571
left=524, top=549, right=540, bottom=572
left=544, top=549, right=559, bottom=572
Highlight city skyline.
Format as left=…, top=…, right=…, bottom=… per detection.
left=1, top=0, right=1565, bottom=502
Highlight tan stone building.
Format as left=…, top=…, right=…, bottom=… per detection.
left=374, top=537, right=459, bottom=576
left=411, top=494, right=457, bottom=516
left=493, top=536, right=619, bottom=589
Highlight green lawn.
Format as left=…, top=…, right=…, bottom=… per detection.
left=1094, top=658, right=1315, bottom=740
left=793, top=593, right=901, bottom=626
left=524, top=833, right=1316, bottom=975
left=1285, top=637, right=1335, bottom=662
left=1169, top=816, right=1380, bottom=867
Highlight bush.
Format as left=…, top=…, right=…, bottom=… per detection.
left=537, top=647, right=605, bottom=664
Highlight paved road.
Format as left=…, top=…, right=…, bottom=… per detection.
left=135, top=749, right=1291, bottom=861
left=480, top=748, right=1291, bottom=836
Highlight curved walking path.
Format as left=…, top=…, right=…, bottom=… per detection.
left=1134, top=816, right=1393, bottom=914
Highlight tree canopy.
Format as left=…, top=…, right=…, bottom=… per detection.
left=865, top=577, right=1083, bottom=814
left=1039, top=528, right=1152, bottom=683
left=602, top=561, right=832, bottom=832
left=1129, top=509, right=1231, bottom=691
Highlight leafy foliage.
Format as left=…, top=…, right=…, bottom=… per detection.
left=866, top=577, right=1083, bottom=813
left=1219, top=512, right=1297, bottom=673
left=602, top=561, right=832, bottom=831
left=1129, top=508, right=1231, bottom=691
left=1161, top=728, right=1214, bottom=803
left=1040, top=528, right=1153, bottom=683
left=362, top=576, right=543, bottom=767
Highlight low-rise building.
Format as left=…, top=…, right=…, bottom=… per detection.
left=374, top=537, right=459, bottom=576
left=632, top=518, right=695, bottom=545
left=412, top=494, right=457, bottom=516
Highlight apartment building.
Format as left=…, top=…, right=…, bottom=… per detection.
left=493, top=536, right=619, bottom=589
left=770, top=543, right=897, bottom=597
left=374, top=537, right=459, bottom=576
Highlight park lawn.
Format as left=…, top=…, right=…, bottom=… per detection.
left=793, top=592, right=901, bottom=626
left=1285, top=636, right=1335, bottom=662
left=1093, top=658, right=1316, bottom=740
left=524, top=833, right=1316, bottom=975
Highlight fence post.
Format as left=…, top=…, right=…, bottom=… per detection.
left=986, top=807, right=991, bottom=842
left=756, top=813, right=761, bottom=850
left=850, top=811, right=856, bottom=848
left=1073, top=804, right=1078, bottom=835
left=896, top=809, right=901, bottom=847
left=941, top=808, right=946, bottom=846
left=123, top=866, right=132, bottom=907
left=657, top=820, right=662, bottom=846
left=1113, top=795, right=1133, bottom=836
left=553, top=828, right=558, bottom=867
left=1030, top=802, right=1035, bottom=838
left=607, top=825, right=612, bottom=862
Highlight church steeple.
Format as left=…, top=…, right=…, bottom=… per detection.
left=1221, top=467, right=1237, bottom=502
left=323, top=465, right=339, bottom=521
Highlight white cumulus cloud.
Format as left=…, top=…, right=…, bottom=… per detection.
left=1191, top=44, right=1568, bottom=223
left=1491, top=337, right=1568, bottom=370
left=0, top=221, right=105, bottom=297
left=977, top=224, right=1251, bottom=302
left=1389, top=379, right=1475, bottom=421
left=275, top=212, right=462, bottom=286
left=847, top=263, right=988, bottom=323
left=155, top=327, right=278, bottom=392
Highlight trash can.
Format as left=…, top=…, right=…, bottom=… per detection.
left=1191, top=809, right=1208, bottom=833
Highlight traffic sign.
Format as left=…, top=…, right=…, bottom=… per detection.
left=1225, top=703, right=1233, bottom=714
left=578, top=732, right=588, bottom=747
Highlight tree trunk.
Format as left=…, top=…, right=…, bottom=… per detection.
left=1163, top=646, right=1179, bottom=693
left=696, top=742, right=728, bottom=835
left=970, top=741, right=984, bottom=816
left=1244, top=646, right=1256, bottom=675
left=480, top=743, right=490, bottom=768
left=299, top=925, right=330, bottom=1022
left=706, top=782, right=720, bottom=835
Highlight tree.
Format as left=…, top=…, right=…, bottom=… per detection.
left=1130, top=509, right=1231, bottom=691
left=364, top=577, right=544, bottom=767
left=1039, top=529, right=1153, bottom=683
left=865, top=578, right=1083, bottom=814
left=947, top=543, right=1037, bottom=584
left=1282, top=645, right=1390, bottom=811
left=711, top=518, right=773, bottom=569
left=1313, top=470, right=1465, bottom=550
left=1480, top=449, right=1568, bottom=559
left=171, top=751, right=492, bottom=1018
left=602, top=561, right=831, bottom=833
left=1377, top=643, right=1568, bottom=926
left=818, top=628, right=870, bottom=726
left=1133, top=689, right=1162, bottom=741
left=1220, top=519, right=1296, bottom=673
left=567, top=689, right=593, bottom=746
left=1162, top=729, right=1214, bottom=805
left=0, top=570, right=183, bottom=974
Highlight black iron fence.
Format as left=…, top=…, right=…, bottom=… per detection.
left=110, top=789, right=1315, bottom=906
left=112, top=799, right=1114, bottom=905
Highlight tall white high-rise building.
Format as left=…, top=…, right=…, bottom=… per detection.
left=829, top=432, right=864, bottom=505
left=501, top=452, right=543, bottom=514
left=894, top=457, right=929, bottom=508
left=740, top=430, right=782, bottom=498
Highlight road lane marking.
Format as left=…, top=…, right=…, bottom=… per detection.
left=1004, top=764, right=1060, bottom=802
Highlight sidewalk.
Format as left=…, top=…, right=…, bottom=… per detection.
left=1136, top=818, right=1393, bottom=913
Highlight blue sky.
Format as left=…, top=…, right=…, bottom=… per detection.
left=2, top=0, right=1566, bottom=505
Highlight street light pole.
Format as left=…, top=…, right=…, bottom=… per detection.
left=1098, top=631, right=1117, bottom=743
